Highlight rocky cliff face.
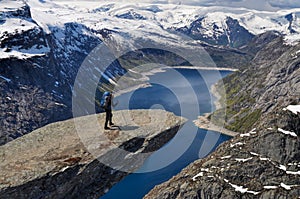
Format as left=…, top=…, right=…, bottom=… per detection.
left=215, top=34, right=300, bottom=133
left=0, top=109, right=186, bottom=199
left=2, top=0, right=300, bottom=146
left=144, top=35, right=300, bottom=198
left=177, top=16, right=254, bottom=48
left=0, top=1, right=127, bottom=145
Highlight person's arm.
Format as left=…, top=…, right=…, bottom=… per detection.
left=111, top=95, right=119, bottom=107
left=104, top=96, right=109, bottom=109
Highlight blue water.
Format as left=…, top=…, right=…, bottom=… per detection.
left=101, top=68, right=232, bottom=199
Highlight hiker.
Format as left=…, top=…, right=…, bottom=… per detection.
left=101, top=92, right=117, bottom=130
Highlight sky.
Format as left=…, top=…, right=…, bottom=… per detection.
left=85, top=0, right=300, bottom=11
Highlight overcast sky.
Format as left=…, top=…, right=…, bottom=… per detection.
left=110, top=0, right=300, bottom=10
left=55, top=0, right=300, bottom=11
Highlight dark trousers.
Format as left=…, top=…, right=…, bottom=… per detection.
left=105, top=109, right=113, bottom=128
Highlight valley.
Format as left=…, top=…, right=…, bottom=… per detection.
left=0, top=0, right=299, bottom=198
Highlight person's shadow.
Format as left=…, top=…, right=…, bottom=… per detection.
left=112, top=125, right=139, bottom=131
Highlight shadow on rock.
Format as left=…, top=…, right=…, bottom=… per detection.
left=119, top=125, right=139, bottom=131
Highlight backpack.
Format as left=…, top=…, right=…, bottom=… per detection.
left=100, top=91, right=110, bottom=109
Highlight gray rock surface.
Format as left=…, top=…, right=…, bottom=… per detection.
left=144, top=34, right=300, bottom=199
left=0, top=109, right=186, bottom=199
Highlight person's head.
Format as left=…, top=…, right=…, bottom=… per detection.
left=103, top=91, right=110, bottom=96
left=107, top=93, right=113, bottom=100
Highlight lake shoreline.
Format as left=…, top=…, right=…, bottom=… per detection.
left=113, top=83, right=151, bottom=97
left=113, top=66, right=239, bottom=137
left=102, top=67, right=234, bottom=199
left=193, top=113, right=238, bottom=137
left=171, top=66, right=238, bottom=71
left=114, top=66, right=237, bottom=98
left=194, top=74, right=239, bottom=137
left=113, top=68, right=168, bottom=97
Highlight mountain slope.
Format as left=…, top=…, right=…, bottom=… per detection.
left=0, top=0, right=126, bottom=144
left=17, top=0, right=300, bottom=53
left=1, top=0, right=300, bottom=145
left=144, top=33, right=300, bottom=199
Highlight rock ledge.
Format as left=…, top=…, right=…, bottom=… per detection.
left=0, top=109, right=186, bottom=199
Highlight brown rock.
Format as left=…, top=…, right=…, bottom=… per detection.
left=0, top=109, right=186, bottom=199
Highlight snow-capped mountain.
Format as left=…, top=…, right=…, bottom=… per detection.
left=1, top=1, right=300, bottom=70
left=30, top=1, right=300, bottom=45
left=1, top=0, right=300, bottom=144
left=2, top=0, right=300, bottom=62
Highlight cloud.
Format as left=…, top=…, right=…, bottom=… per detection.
left=65, top=0, right=300, bottom=10
left=152, top=0, right=300, bottom=10
left=232, top=0, right=276, bottom=11
left=156, top=0, right=277, bottom=10
left=269, top=0, right=300, bottom=8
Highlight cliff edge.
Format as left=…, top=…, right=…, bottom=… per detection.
left=0, top=109, right=186, bottom=199
left=144, top=34, right=300, bottom=198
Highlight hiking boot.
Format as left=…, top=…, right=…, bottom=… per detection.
left=109, top=122, right=115, bottom=126
left=104, top=127, right=110, bottom=130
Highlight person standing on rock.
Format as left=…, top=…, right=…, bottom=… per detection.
left=101, top=92, right=117, bottom=130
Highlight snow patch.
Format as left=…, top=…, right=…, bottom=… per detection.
left=250, top=152, right=259, bottom=156
left=54, top=102, right=65, bottom=107
left=286, top=170, right=300, bottom=175
left=240, top=128, right=257, bottom=137
left=278, top=165, right=287, bottom=171
left=260, top=157, right=271, bottom=161
left=0, top=75, right=11, bottom=83
left=284, top=34, right=300, bottom=46
left=201, top=168, right=210, bottom=172
left=278, top=128, right=297, bottom=137
left=0, top=48, right=46, bottom=59
left=13, top=44, right=50, bottom=55
left=225, top=180, right=260, bottom=195
left=288, top=162, right=300, bottom=166
left=240, top=133, right=251, bottom=137
left=264, top=185, right=278, bottom=189
left=247, top=190, right=260, bottom=195
left=192, top=172, right=203, bottom=181
left=235, top=157, right=253, bottom=163
left=280, top=183, right=292, bottom=190
left=291, top=50, right=300, bottom=59
left=249, top=128, right=257, bottom=134
left=230, top=183, right=248, bottom=194
left=279, top=164, right=300, bottom=175
left=192, top=168, right=211, bottom=181
left=230, top=142, right=245, bottom=148
left=60, top=166, right=70, bottom=172
left=0, top=18, right=38, bottom=36
left=283, top=105, right=300, bottom=115
left=221, top=155, right=232, bottom=159
left=0, top=0, right=26, bottom=12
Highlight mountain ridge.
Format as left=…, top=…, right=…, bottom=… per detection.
left=144, top=29, right=300, bottom=199
left=1, top=1, right=300, bottom=198
left=0, top=0, right=299, bottom=145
